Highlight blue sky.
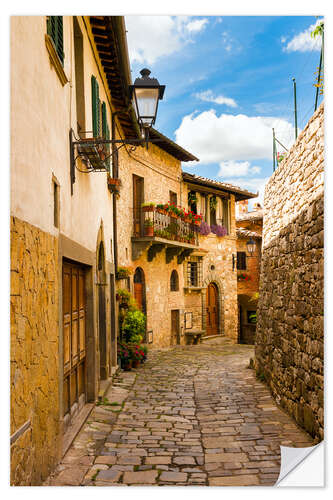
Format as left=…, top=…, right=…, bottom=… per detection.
left=125, top=15, right=323, bottom=207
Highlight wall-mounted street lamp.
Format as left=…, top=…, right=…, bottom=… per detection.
left=70, top=68, right=166, bottom=179
left=130, top=68, right=165, bottom=130
left=246, top=237, right=256, bottom=256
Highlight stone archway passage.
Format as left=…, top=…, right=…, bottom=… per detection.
left=206, top=282, right=219, bottom=336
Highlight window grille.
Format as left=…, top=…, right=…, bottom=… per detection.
left=186, top=257, right=203, bottom=287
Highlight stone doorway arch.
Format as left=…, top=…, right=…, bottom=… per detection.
left=202, top=273, right=224, bottom=336
left=133, top=267, right=146, bottom=315
left=96, top=223, right=107, bottom=380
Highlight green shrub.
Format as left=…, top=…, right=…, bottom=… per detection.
left=122, top=309, right=146, bottom=343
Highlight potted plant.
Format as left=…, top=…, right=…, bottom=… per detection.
left=118, top=343, right=132, bottom=371
left=116, top=266, right=133, bottom=280
left=141, top=202, right=155, bottom=212
left=130, top=344, right=143, bottom=368
left=156, top=203, right=167, bottom=215
left=116, top=288, right=132, bottom=307
left=144, top=218, right=154, bottom=236
left=107, top=176, right=121, bottom=186
left=141, top=345, right=148, bottom=363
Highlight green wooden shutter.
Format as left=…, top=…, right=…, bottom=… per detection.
left=47, top=16, right=64, bottom=65
left=101, top=102, right=107, bottom=138
left=91, top=76, right=100, bottom=137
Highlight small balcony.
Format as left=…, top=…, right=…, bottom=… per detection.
left=132, top=206, right=199, bottom=262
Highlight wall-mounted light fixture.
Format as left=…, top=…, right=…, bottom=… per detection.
left=246, top=237, right=256, bottom=256
left=70, top=68, right=166, bottom=177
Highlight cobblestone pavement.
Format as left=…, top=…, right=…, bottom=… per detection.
left=46, top=338, right=315, bottom=487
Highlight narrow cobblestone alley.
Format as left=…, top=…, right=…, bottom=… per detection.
left=46, top=339, right=315, bottom=487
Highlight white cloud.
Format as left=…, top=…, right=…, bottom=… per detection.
left=175, top=110, right=294, bottom=164
left=221, top=31, right=233, bottom=52
left=186, top=19, right=208, bottom=33
left=283, top=18, right=323, bottom=53
left=218, top=160, right=261, bottom=178
left=125, top=16, right=208, bottom=65
left=225, top=177, right=270, bottom=205
left=194, top=90, right=237, bottom=108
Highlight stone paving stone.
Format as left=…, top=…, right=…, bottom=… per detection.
left=95, top=455, right=117, bottom=465
left=205, top=452, right=248, bottom=463
left=123, top=470, right=158, bottom=484
left=96, top=469, right=122, bottom=483
left=209, top=474, right=260, bottom=486
left=159, top=472, right=188, bottom=482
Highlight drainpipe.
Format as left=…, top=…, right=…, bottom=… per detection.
left=112, top=111, right=119, bottom=274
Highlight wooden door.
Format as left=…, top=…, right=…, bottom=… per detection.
left=133, top=175, right=144, bottom=236
left=206, top=283, right=218, bottom=336
left=171, top=310, right=180, bottom=345
left=63, top=262, right=86, bottom=420
left=134, top=267, right=145, bottom=313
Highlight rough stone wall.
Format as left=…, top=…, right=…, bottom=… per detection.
left=255, top=104, right=324, bottom=441
left=198, top=230, right=238, bottom=341
left=129, top=248, right=186, bottom=348
left=10, top=216, right=60, bottom=484
left=236, top=237, right=261, bottom=295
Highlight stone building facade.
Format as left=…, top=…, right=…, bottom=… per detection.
left=116, top=154, right=257, bottom=347
left=10, top=16, right=134, bottom=485
left=255, top=104, right=324, bottom=441
left=236, top=202, right=263, bottom=344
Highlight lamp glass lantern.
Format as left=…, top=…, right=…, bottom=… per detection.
left=246, top=237, right=256, bottom=255
left=130, top=68, right=165, bottom=129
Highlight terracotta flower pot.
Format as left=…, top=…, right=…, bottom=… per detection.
left=132, top=360, right=140, bottom=368
left=144, top=226, right=154, bottom=237
left=122, top=359, right=132, bottom=371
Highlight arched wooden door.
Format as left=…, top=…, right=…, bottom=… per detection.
left=134, top=267, right=146, bottom=314
left=206, top=282, right=219, bottom=336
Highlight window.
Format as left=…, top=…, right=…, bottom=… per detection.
left=209, top=196, right=217, bottom=225
left=53, top=177, right=60, bottom=228
left=237, top=252, right=247, bottom=270
left=247, top=310, right=257, bottom=324
left=169, top=191, right=177, bottom=206
left=91, top=75, right=100, bottom=137
left=47, top=16, right=64, bottom=65
left=73, top=17, right=85, bottom=134
left=222, top=198, right=230, bottom=234
left=170, top=270, right=179, bottom=291
left=188, top=191, right=197, bottom=214
left=186, top=257, right=203, bottom=287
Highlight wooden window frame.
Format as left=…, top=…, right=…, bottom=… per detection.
left=45, top=16, right=68, bottom=86
left=237, top=251, right=247, bottom=270
left=170, top=270, right=179, bottom=291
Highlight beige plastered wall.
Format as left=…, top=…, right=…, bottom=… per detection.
left=10, top=16, right=117, bottom=484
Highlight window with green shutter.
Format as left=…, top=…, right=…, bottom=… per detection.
left=47, top=16, right=64, bottom=65
left=91, top=76, right=101, bottom=137
left=101, top=101, right=111, bottom=171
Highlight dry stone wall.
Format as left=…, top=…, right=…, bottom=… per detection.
left=10, top=216, right=60, bottom=484
left=255, top=104, right=324, bottom=441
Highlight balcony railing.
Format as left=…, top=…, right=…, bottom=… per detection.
left=133, top=207, right=199, bottom=246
